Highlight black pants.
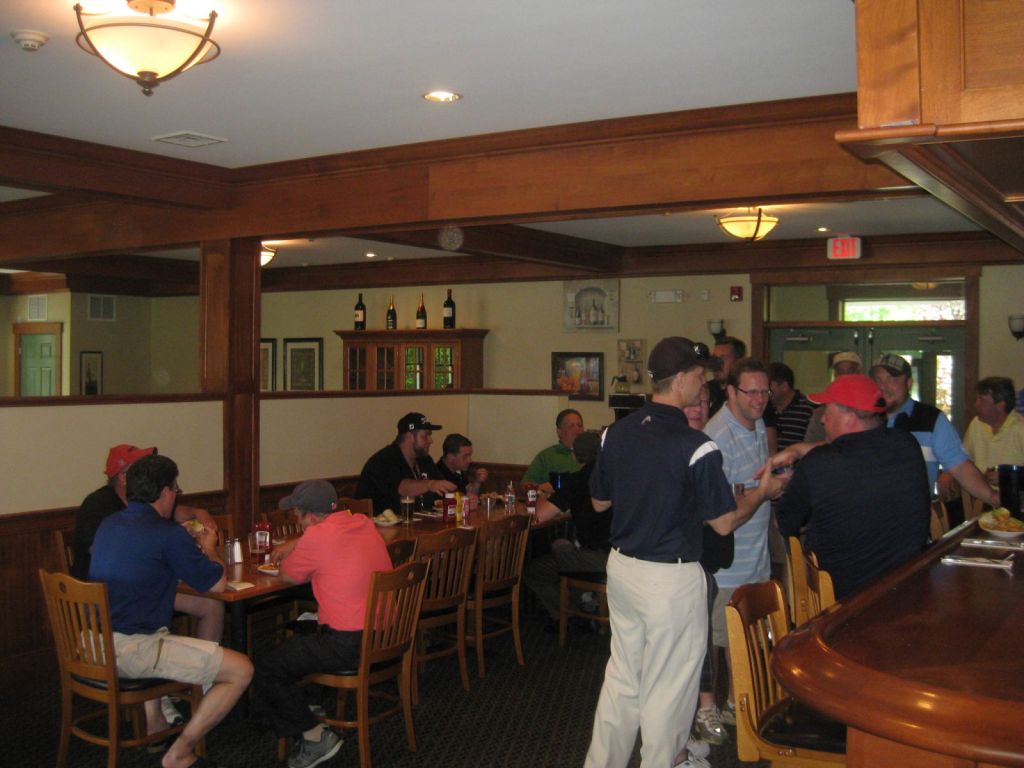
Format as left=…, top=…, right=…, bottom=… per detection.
left=254, top=627, right=362, bottom=738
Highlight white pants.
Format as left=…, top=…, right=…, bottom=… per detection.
left=585, top=549, right=707, bottom=768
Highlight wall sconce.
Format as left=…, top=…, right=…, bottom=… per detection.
left=1010, top=314, right=1024, bottom=341
left=707, top=319, right=725, bottom=340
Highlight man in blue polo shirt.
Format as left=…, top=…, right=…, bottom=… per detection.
left=584, top=337, right=786, bottom=768
left=870, top=353, right=997, bottom=508
left=90, top=454, right=253, bottom=768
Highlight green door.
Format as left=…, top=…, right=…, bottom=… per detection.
left=19, top=333, right=57, bottom=396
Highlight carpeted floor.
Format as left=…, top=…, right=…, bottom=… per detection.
left=5, top=611, right=763, bottom=767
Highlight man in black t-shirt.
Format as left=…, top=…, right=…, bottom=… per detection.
left=435, top=433, right=489, bottom=499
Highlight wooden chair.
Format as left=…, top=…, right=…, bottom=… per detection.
left=53, top=528, right=75, bottom=574
left=930, top=499, right=951, bottom=540
left=726, top=580, right=846, bottom=767
left=340, top=497, right=373, bottom=516
left=279, top=561, right=428, bottom=768
left=38, top=569, right=204, bottom=767
left=558, top=572, right=608, bottom=647
left=410, top=527, right=477, bottom=703
left=261, top=508, right=301, bottom=540
left=803, top=551, right=837, bottom=619
left=785, top=536, right=811, bottom=628
left=465, top=514, right=530, bottom=677
left=387, top=538, right=416, bottom=567
left=211, top=513, right=235, bottom=548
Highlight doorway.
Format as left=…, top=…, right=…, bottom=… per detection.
left=14, top=322, right=62, bottom=396
left=766, top=322, right=966, bottom=428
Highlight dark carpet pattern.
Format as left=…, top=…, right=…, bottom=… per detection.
left=5, top=612, right=762, bottom=767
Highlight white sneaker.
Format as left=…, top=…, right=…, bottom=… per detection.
left=678, top=753, right=712, bottom=768
left=160, top=696, right=184, bottom=726
left=686, top=735, right=711, bottom=759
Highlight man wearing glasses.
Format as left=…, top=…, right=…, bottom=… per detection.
left=704, top=357, right=787, bottom=725
left=89, top=454, right=253, bottom=768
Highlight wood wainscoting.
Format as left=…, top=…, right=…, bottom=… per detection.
left=0, top=463, right=524, bottom=688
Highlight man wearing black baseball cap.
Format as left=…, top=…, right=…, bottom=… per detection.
left=775, top=374, right=931, bottom=599
left=584, top=337, right=783, bottom=768
left=354, top=412, right=456, bottom=514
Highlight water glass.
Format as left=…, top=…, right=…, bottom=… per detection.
left=400, top=496, right=415, bottom=524
left=482, top=496, right=496, bottom=520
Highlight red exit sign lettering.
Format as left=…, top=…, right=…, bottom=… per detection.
left=827, top=236, right=862, bottom=260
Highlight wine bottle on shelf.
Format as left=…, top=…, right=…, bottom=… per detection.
left=386, top=295, right=397, bottom=329
left=443, top=288, right=456, bottom=329
left=353, top=292, right=366, bottom=330
left=415, top=292, right=427, bottom=329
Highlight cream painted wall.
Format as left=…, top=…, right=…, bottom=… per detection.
left=262, top=274, right=751, bottom=431
left=260, top=392, right=573, bottom=488
left=770, top=285, right=830, bottom=321
left=0, top=400, right=223, bottom=514
left=69, top=293, right=151, bottom=395
left=978, top=265, right=1024, bottom=386
left=149, top=296, right=200, bottom=394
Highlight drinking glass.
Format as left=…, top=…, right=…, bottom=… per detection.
left=400, top=496, right=415, bottom=524
left=248, top=532, right=267, bottom=565
left=482, top=496, right=496, bottom=520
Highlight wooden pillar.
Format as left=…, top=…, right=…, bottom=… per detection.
left=199, top=238, right=260, bottom=536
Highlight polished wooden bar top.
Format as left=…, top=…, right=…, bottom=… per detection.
left=772, top=522, right=1024, bottom=765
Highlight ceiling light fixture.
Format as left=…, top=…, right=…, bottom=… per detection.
left=74, top=1, right=220, bottom=97
left=423, top=90, right=462, bottom=103
left=260, top=245, right=276, bottom=267
left=716, top=207, right=779, bottom=242
left=365, top=252, right=376, bottom=259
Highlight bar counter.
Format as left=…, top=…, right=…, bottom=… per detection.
left=771, top=522, right=1024, bottom=768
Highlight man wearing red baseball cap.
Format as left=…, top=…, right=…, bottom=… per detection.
left=774, top=375, right=932, bottom=599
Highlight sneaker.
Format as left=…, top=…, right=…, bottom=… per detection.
left=720, top=700, right=736, bottom=726
left=693, top=706, right=727, bottom=744
left=288, top=728, right=343, bottom=768
left=681, top=754, right=712, bottom=768
left=308, top=703, right=327, bottom=719
left=686, top=735, right=711, bottom=759
left=160, top=696, right=184, bottom=726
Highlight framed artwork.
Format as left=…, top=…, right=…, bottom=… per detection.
left=564, top=278, right=619, bottom=331
left=617, top=338, right=646, bottom=385
left=283, top=338, right=323, bottom=391
left=80, top=351, right=103, bottom=395
left=551, top=352, right=604, bottom=401
left=259, top=338, right=277, bottom=392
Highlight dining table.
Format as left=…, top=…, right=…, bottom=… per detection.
left=771, top=519, right=1024, bottom=767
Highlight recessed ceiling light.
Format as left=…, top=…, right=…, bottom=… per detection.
left=365, top=252, right=376, bottom=259
left=817, top=226, right=830, bottom=232
left=423, top=90, right=462, bottom=103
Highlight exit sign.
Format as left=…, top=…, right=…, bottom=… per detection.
left=827, top=236, right=862, bottom=260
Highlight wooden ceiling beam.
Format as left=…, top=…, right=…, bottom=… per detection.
left=0, top=126, right=233, bottom=210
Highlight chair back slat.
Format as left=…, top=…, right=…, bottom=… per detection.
left=477, top=514, right=529, bottom=593
left=53, top=529, right=74, bottom=574
left=412, top=528, right=477, bottom=611
left=362, top=561, right=428, bottom=668
left=930, top=499, right=950, bottom=539
left=785, top=536, right=810, bottom=628
left=725, top=581, right=789, bottom=737
left=803, top=551, right=837, bottom=618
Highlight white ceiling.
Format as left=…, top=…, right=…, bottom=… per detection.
left=0, top=0, right=979, bottom=257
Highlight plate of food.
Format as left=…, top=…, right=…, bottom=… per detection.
left=256, top=563, right=280, bottom=576
left=374, top=509, right=401, bottom=527
left=978, top=508, right=1024, bottom=538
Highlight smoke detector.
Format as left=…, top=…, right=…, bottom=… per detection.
left=11, top=30, right=49, bottom=51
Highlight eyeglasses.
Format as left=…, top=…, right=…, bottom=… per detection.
left=170, top=483, right=182, bottom=495
left=734, top=385, right=772, bottom=400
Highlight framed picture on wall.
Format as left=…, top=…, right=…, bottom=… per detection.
left=80, top=351, right=102, bottom=395
left=617, top=338, right=646, bottom=385
left=283, top=338, right=323, bottom=391
left=564, top=278, right=620, bottom=331
left=259, top=338, right=277, bottom=392
left=551, top=352, right=604, bottom=401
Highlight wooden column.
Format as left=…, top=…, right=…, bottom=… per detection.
left=200, top=238, right=260, bottom=536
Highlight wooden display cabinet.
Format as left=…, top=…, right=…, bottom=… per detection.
left=335, top=329, right=488, bottom=392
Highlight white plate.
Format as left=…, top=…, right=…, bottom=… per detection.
left=978, top=512, right=1024, bottom=538
left=256, top=565, right=280, bottom=576
left=374, top=518, right=400, bottom=527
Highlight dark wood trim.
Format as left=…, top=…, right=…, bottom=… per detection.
left=0, top=125, right=232, bottom=209
left=0, top=272, right=69, bottom=295
left=0, top=393, right=223, bottom=408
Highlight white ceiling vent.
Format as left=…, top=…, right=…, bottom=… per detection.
left=152, top=131, right=228, bottom=149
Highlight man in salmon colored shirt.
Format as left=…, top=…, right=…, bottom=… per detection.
left=254, top=479, right=392, bottom=768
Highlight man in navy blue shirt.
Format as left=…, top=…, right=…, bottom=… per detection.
left=584, top=337, right=786, bottom=768
left=90, top=455, right=253, bottom=768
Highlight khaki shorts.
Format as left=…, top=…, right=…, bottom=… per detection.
left=711, top=586, right=735, bottom=648
left=113, top=627, right=223, bottom=689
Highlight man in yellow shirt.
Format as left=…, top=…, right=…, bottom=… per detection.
left=963, top=377, right=1024, bottom=501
